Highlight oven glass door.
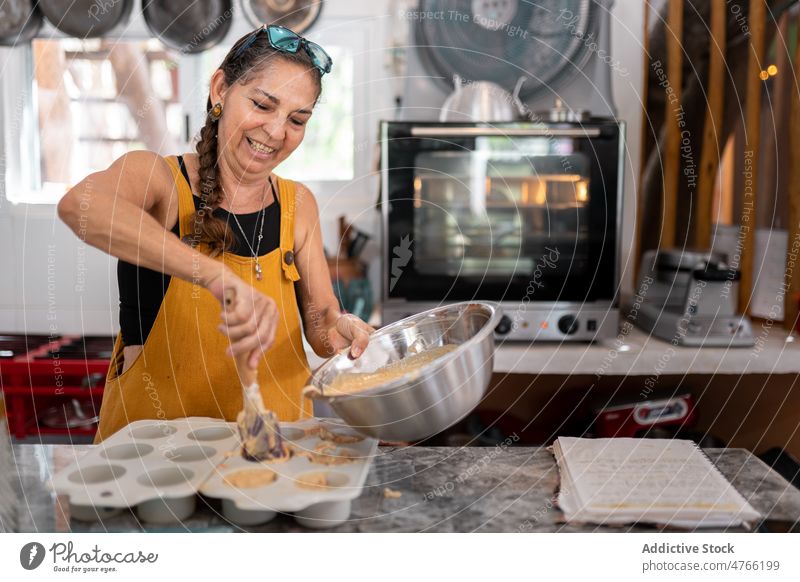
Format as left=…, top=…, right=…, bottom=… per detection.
left=384, top=123, right=621, bottom=303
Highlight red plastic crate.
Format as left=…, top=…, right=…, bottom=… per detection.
left=0, top=335, right=111, bottom=439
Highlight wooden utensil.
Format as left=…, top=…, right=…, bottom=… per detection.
left=223, top=288, right=288, bottom=462
left=224, top=288, right=257, bottom=388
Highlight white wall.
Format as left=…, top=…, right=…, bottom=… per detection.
left=0, top=0, right=644, bottom=335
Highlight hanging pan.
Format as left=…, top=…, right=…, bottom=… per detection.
left=0, top=0, right=44, bottom=46
left=240, top=0, right=322, bottom=34
left=39, top=0, right=133, bottom=38
left=143, top=0, right=233, bottom=54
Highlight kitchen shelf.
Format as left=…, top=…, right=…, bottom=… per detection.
left=1, top=335, right=111, bottom=439
left=305, top=325, right=800, bottom=377
left=2, top=386, right=104, bottom=398
left=492, top=326, right=800, bottom=376
left=26, top=426, right=98, bottom=438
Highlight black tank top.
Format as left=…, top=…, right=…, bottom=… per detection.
left=118, top=156, right=282, bottom=346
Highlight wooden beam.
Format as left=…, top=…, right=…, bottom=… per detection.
left=786, top=8, right=800, bottom=333
left=693, top=0, right=727, bottom=248
left=661, top=0, right=684, bottom=249
left=737, top=0, right=766, bottom=314
left=759, top=15, right=790, bottom=233
left=633, top=0, right=652, bottom=282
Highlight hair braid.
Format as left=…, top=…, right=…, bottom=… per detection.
left=186, top=113, right=237, bottom=257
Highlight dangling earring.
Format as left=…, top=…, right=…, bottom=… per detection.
left=209, top=102, right=223, bottom=120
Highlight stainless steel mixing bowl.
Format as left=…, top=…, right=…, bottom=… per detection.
left=304, top=302, right=502, bottom=442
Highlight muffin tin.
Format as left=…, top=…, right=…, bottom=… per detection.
left=50, top=417, right=377, bottom=529
left=201, top=417, right=377, bottom=528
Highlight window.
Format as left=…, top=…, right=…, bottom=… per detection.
left=7, top=38, right=184, bottom=204
left=4, top=32, right=356, bottom=204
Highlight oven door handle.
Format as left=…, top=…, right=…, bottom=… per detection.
left=409, top=126, right=602, bottom=138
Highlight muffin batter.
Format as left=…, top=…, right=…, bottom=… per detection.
left=325, top=344, right=458, bottom=395
left=296, top=472, right=335, bottom=490
left=222, top=468, right=278, bottom=488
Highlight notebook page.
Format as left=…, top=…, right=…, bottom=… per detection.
left=555, top=438, right=759, bottom=526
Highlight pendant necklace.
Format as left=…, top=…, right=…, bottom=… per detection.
left=222, top=178, right=272, bottom=281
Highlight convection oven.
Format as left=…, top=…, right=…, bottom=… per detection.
left=380, top=120, right=624, bottom=341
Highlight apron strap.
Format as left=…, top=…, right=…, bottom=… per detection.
left=275, top=175, right=302, bottom=282
left=163, top=155, right=197, bottom=241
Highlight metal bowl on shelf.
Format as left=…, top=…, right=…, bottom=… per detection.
left=305, top=302, right=502, bottom=442
left=38, top=399, right=99, bottom=430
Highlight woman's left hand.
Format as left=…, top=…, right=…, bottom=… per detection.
left=327, top=313, right=374, bottom=359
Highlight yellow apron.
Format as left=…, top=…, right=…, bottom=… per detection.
left=94, top=156, right=312, bottom=443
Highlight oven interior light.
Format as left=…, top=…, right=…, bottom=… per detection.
left=576, top=180, right=588, bottom=203
left=533, top=180, right=547, bottom=205
left=545, top=174, right=584, bottom=182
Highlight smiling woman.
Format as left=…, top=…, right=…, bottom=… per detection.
left=198, top=41, right=354, bottom=182
left=56, top=25, right=374, bottom=443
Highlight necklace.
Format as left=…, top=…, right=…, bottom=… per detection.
left=221, top=178, right=273, bottom=281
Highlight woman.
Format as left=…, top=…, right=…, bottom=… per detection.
left=58, top=25, right=374, bottom=443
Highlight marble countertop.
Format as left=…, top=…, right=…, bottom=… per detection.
left=7, top=444, right=800, bottom=533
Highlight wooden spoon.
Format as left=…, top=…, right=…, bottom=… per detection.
left=223, top=288, right=288, bottom=461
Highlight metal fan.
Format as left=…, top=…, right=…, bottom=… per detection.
left=414, top=0, right=596, bottom=100
left=240, top=0, right=323, bottom=33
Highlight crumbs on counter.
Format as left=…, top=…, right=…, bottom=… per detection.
left=319, top=426, right=364, bottom=444
left=383, top=487, right=402, bottom=499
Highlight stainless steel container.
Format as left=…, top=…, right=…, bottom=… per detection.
left=305, top=302, right=502, bottom=442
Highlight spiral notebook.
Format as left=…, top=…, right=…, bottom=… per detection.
left=553, top=437, right=760, bottom=528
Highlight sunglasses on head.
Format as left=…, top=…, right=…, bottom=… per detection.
left=233, top=24, right=332, bottom=75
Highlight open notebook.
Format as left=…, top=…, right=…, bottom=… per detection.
left=553, top=437, right=760, bottom=529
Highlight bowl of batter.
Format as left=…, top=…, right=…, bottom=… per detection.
left=304, top=302, right=502, bottom=441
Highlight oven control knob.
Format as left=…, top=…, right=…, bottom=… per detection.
left=494, top=314, right=513, bottom=336
left=558, top=315, right=579, bottom=335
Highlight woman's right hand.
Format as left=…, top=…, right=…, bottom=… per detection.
left=204, top=268, right=279, bottom=369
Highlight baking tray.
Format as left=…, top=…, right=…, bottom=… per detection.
left=49, top=417, right=377, bottom=528
left=200, top=417, right=377, bottom=528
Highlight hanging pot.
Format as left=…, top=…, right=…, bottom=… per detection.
left=143, top=0, right=233, bottom=54
left=0, top=0, right=43, bottom=46
left=439, top=74, right=527, bottom=122
left=39, top=0, right=133, bottom=38
left=240, top=0, right=322, bottom=34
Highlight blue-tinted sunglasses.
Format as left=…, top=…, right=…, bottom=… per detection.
left=233, top=24, right=332, bottom=75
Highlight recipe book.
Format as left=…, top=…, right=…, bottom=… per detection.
left=553, top=437, right=760, bottom=528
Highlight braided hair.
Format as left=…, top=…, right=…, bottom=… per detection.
left=188, top=30, right=323, bottom=256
